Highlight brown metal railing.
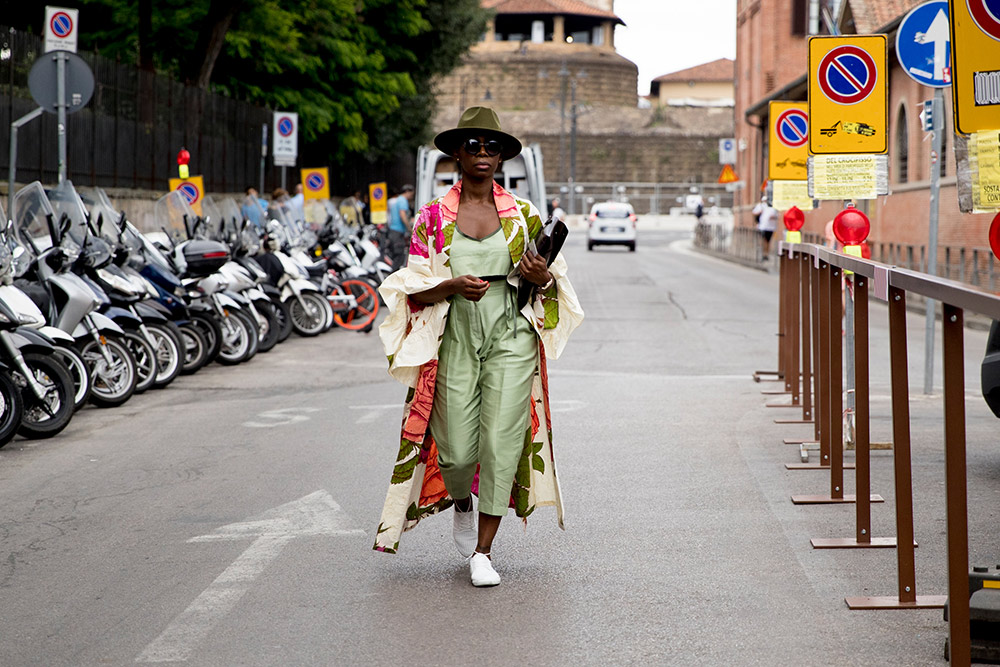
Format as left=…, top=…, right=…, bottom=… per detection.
left=764, top=241, right=1000, bottom=666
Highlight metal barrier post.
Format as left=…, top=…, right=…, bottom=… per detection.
left=754, top=247, right=786, bottom=383
left=792, top=261, right=870, bottom=501
left=845, top=286, right=944, bottom=609
left=812, top=273, right=893, bottom=547
left=942, top=304, right=971, bottom=665
left=773, top=250, right=811, bottom=420
left=785, top=251, right=819, bottom=446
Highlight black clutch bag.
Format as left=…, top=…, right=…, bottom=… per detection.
left=517, top=217, right=568, bottom=311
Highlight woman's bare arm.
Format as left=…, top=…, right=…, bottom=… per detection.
left=412, top=275, right=490, bottom=304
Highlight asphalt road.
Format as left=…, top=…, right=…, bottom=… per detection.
left=1, top=228, right=996, bottom=666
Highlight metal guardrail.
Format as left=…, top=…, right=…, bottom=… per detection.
left=759, top=242, right=1000, bottom=666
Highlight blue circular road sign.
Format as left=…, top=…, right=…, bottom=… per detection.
left=306, top=173, right=325, bottom=191
left=896, top=1, right=952, bottom=87
left=50, top=11, right=73, bottom=38
left=818, top=45, right=878, bottom=104
left=776, top=108, right=809, bottom=148
left=278, top=117, right=294, bottom=137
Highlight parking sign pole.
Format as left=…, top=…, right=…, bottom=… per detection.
left=56, top=51, right=68, bottom=182
left=923, top=87, right=944, bottom=395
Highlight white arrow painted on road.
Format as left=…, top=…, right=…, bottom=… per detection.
left=136, top=491, right=364, bottom=663
left=242, top=407, right=319, bottom=428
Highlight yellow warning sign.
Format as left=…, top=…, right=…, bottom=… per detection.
left=168, top=175, right=205, bottom=216
left=769, top=101, right=809, bottom=180
left=369, top=181, right=388, bottom=225
left=808, top=35, right=888, bottom=155
left=949, top=0, right=1000, bottom=134
left=717, top=164, right=739, bottom=184
left=300, top=168, right=330, bottom=201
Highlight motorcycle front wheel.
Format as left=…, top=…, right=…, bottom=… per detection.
left=15, top=353, right=75, bottom=439
left=287, top=292, right=328, bottom=337
left=80, top=334, right=138, bottom=408
left=123, top=330, right=159, bottom=394
left=0, top=369, right=24, bottom=448
left=52, top=344, right=92, bottom=411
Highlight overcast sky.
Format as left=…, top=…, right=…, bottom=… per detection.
left=613, top=0, right=737, bottom=96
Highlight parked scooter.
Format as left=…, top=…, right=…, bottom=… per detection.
left=11, top=181, right=138, bottom=409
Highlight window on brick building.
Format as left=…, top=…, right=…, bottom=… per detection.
left=895, top=106, right=909, bottom=183
left=791, top=0, right=808, bottom=35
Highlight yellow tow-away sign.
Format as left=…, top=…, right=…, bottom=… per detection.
left=300, top=168, right=330, bottom=201
left=168, top=176, right=205, bottom=216
left=949, top=0, right=1000, bottom=134
left=769, top=101, right=809, bottom=180
left=808, top=35, right=888, bottom=155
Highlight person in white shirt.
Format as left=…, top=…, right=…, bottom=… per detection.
left=752, top=196, right=779, bottom=260
left=550, top=197, right=565, bottom=223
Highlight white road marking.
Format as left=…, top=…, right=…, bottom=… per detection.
left=349, top=403, right=401, bottom=424
left=242, top=407, right=319, bottom=428
left=136, top=491, right=363, bottom=663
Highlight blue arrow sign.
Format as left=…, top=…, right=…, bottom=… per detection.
left=896, top=1, right=951, bottom=88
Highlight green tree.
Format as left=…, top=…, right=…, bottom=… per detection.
left=5, top=0, right=489, bottom=164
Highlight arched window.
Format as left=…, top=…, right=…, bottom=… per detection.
left=895, top=106, right=909, bottom=183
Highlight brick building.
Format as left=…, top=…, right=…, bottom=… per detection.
left=649, top=58, right=735, bottom=108
left=735, top=0, right=993, bottom=253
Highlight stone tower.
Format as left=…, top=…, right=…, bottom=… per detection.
left=435, top=0, right=638, bottom=116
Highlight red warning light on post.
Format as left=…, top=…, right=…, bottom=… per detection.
left=177, top=148, right=191, bottom=179
left=832, top=206, right=870, bottom=246
left=989, top=212, right=1000, bottom=261
left=783, top=206, right=805, bottom=231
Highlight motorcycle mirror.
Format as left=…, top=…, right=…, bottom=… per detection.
left=45, top=213, right=59, bottom=244
left=182, top=214, right=192, bottom=240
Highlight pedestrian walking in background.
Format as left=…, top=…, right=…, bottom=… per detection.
left=339, top=189, right=366, bottom=227
left=386, top=184, right=414, bottom=268
left=288, top=183, right=306, bottom=223
left=241, top=186, right=267, bottom=232
left=752, top=196, right=778, bottom=260
left=550, top=197, right=566, bottom=223
left=373, top=106, right=584, bottom=587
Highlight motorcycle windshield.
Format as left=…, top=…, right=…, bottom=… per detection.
left=201, top=196, right=224, bottom=241
left=46, top=180, right=89, bottom=258
left=80, top=187, right=124, bottom=247
left=11, top=181, right=56, bottom=255
left=152, top=190, right=196, bottom=242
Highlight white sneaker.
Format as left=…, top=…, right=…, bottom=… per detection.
left=453, top=505, right=477, bottom=558
left=470, top=552, right=500, bottom=587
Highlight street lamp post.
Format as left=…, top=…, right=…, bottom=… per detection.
left=557, top=64, right=586, bottom=214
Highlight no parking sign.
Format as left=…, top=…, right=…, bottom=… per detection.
left=369, top=182, right=388, bottom=225
left=44, top=6, right=78, bottom=53
left=769, top=101, right=809, bottom=180
left=808, top=35, right=888, bottom=154
left=300, top=168, right=329, bottom=200
left=168, top=175, right=205, bottom=216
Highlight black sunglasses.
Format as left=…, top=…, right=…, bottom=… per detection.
left=462, top=138, right=503, bottom=157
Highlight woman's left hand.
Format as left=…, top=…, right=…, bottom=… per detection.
left=519, top=251, right=552, bottom=287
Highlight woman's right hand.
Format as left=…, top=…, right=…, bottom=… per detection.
left=450, top=275, right=489, bottom=302
left=412, top=275, right=490, bottom=304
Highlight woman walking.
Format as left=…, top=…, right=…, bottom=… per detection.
left=373, top=107, right=584, bottom=587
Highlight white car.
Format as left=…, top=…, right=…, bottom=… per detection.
left=587, top=202, right=637, bottom=251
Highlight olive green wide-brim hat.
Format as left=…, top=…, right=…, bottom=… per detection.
left=433, top=106, right=522, bottom=161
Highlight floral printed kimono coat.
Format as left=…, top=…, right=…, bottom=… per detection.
left=373, top=180, right=584, bottom=553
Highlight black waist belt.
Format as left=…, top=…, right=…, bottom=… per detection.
left=479, top=274, right=508, bottom=282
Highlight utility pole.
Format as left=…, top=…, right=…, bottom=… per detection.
left=569, top=78, right=578, bottom=216
left=923, top=88, right=944, bottom=394
left=557, top=62, right=568, bottom=185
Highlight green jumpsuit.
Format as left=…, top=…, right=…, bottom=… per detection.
left=428, top=226, right=539, bottom=516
